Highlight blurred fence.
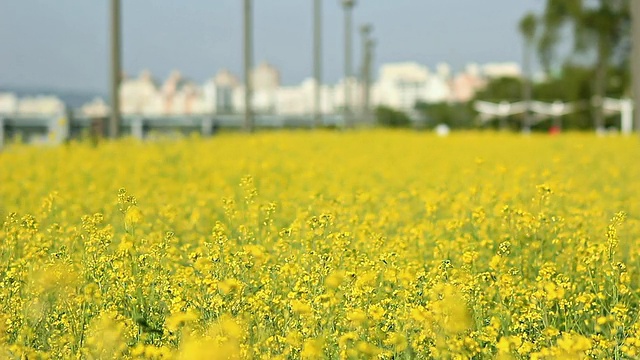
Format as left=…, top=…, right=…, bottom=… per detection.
left=0, top=111, right=345, bottom=149
left=474, top=98, right=634, bottom=133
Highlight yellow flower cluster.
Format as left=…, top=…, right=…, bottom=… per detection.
left=0, top=130, right=639, bottom=359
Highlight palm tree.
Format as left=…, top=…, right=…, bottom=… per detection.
left=537, top=0, right=630, bottom=131
left=519, top=12, right=537, bottom=132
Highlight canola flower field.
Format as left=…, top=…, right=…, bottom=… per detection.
left=1, top=130, right=640, bottom=359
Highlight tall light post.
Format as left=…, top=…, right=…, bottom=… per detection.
left=243, top=0, right=254, bottom=132
left=633, top=0, right=640, bottom=134
left=341, top=0, right=355, bottom=128
left=313, top=0, right=323, bottom=128
left=365, top=39, right=376, bottom=125
left=359, top=24, right=372, bottom=125
left=109, top=0, right=122, bottom=138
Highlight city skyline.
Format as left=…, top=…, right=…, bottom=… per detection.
left=0, top=0, right=545, bottom=93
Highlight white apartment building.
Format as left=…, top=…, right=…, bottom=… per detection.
left=202, top=69, right=239, bottom=114
left=4, top=60, right=511, bottom=118
left=80, top=97, right=109, bottom=118
left=111, top=61, right=490, bottom=116
left=119, top=70, right=161, bottom=115
left=0, top=93, right=18, bottom=114
left=481, top=62, right=522, bottom=78
left=0, top=92, right=66, bottom=116
left=373, top=62, right=452, bottom=110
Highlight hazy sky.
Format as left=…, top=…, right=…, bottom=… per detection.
left=0, top=0, right=545, bottom=93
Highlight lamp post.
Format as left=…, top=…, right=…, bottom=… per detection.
left=313, top=0, right=322, bottom=128
left=365, top=38, right=376, bottom=125
left=360, top=24, right=372, bottom=125
left=243, top=0, right=254, bottom=132
left=109, top=0, right=121, bottom=138
left=341, top=0, right=355, bottom=128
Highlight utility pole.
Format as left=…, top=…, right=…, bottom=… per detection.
left=365, top=39, right=376, bottom=125
left=313, top=0, right=323, bottom=128
left=341, top=0, right=355, bottom=128
left=109, top=0, right=122, bottom=138
left=360, top=24, right=372, bottom=125
left=522, top=39, right=532, bottom=133
left=633, top=0, right=640, bottom=134
left=243, top=0, right=254, bottom=132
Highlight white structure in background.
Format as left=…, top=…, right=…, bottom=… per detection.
left=276, top=78, right=335, bottom=115
left=451, top=62, right=520, bottom=102
left=436, top=63, right=452, bottom=79
left=474, top=100, right=527, bottom=123
left=120, top=70, right=161, bottom=115
left=0, top=92, right=68, bottom=147
left=603, top=98, right=633, bottom=134
left=83, top=60, right=521, bottom=118
left=374, top=62, right=451, bottom=111
left=435, top=124, right=451, bottom=137
left=252, top=62, right=280, bottom=113
left=530, top=101, right=577, bottom=119
left=202, top=69, right=239, bottom=114
left=80, top=98, right=109, bottom=118
left=0, top=93, right=18, bottom=114
left=450, top=63, right=486, bottom=102
left=375, top=62, right=428, bottom=110
left=481, top=62, right=522, bottom=78
left=333, top=76, right=362, bottom=112
left=117, top=70, right=207, bottom=116
left=160, top=71, right=206, bottom=115
left=474, top=100, right=596, bottom=131
left=276, top=78, right=309, bottom=115
left=0, top=95, right=65, bottom=115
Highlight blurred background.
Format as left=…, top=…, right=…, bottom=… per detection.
left=0, top=0, right=636, bottom=143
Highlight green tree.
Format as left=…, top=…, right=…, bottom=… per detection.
left=375, top=106, right=412, bottom=128
left=472, top=77, right=525, bottom=131
left=414, top=101, right=475, bottom=129
left=474, top=77, right=524, bottom=103
left=519, top=12, right=538, bottom=131
left=536, top=0, right=630, bottom=130
left=533, top=64, right=592, bottom=129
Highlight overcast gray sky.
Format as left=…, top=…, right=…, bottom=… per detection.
left=0, top=0, right=545, bottom=93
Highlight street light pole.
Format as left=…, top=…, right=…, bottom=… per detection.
left=365, top=39, right=376, bottom=126
left=109, top=0, right=122, bottom=138
left=341, top=0, right=355, bottom=128
left=633, top=0, right=640, bottom=134
left=243, top=0, right=254, bottom=132
left=313, top=0, right=322, bottom=128
left=522, top=39, right=532, bottom=133
left=360, top=24, right=372, bottom=125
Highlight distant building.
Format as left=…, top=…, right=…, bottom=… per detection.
left=72, top=60, right=520, bottom=117
left=160, top=71, right=203, bottom=115
left=373, top=62, right=451, bottom=110
left=481, top=62, right=522, bottom=78
left=120, top=70, right=160, bottom=115
left=375, top=62, right=428, bottom=110
left=252, top=62, right=280, bottom=113
left=436, top=62, right=452, bottom=80
left=0, top=92, right=65, bottom=115
left=201, top=69, right=240, bottom=114
left=450, top=69, right=486, bottom=103
left=0, top=93, right=18, bottom=114
left=252, top=62, right=280, bottom=91
left=118, top=70, right=208, bottom=115
left=17, top=96, right=65, bottom=115
left=332, top=76, right=362, bottom=112
left=79, top=97, right=109, bottom=118
left=423, top=76, right=451, bottom=103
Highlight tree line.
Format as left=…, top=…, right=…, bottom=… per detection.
left=378, top=0, right=631, bottom=131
